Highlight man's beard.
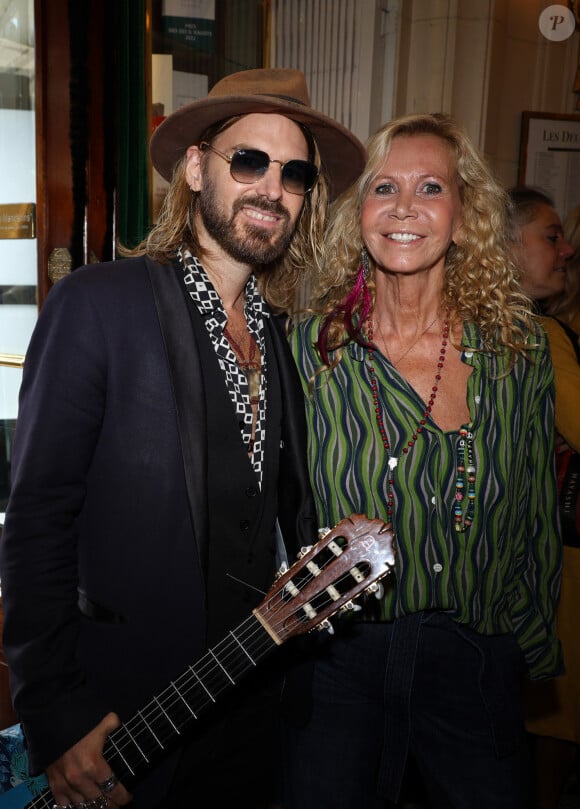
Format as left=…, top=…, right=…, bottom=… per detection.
left=199, top=175, right=299, bottom=265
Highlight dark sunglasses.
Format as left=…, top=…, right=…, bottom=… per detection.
left=199, top=141, right=318, bottom=195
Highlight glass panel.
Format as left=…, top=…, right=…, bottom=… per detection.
left=0, top=0, right=35, bottom=511
left=150, top=0, right=264, bottom=218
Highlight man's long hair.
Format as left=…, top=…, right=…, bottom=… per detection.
left=126, top=116, right=330, bottom=313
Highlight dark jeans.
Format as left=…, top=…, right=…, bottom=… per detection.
left=282, top=615, right=532, bottom=809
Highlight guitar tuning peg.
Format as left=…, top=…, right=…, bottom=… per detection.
left=296, top=545, right=313, bottom=559
left=274, top=562, right=289, bottom=581
left=317, top=526, right=331, bottom=539
left=339, top=601, right=362, bottom=613
left=365, top=582, right=384, bottom=599
left=317, top=619, right=334, bottom=635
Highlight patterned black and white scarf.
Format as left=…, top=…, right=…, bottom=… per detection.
left=178, top=246, right=268, bottom=485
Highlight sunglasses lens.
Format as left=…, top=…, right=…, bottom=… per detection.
left=282, top=161, right=318, bottom=194
left=230, top=149, right=270, bottom=183
left=229, top=149, right=318, bottom=195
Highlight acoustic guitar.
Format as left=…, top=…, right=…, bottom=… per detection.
left=11, top=513, right=394, bottom=809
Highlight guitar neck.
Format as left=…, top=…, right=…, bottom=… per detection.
left=105, top=612, right=277, bottom=783
left=27, top=613, right=277, bottom=808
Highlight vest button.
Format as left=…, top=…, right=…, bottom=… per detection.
left=240, top=520, right=250, bottom=532
left=245, top=486, right=257, bottom=497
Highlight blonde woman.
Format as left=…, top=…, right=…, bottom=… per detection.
left=283, top=114, right=562, bottom=809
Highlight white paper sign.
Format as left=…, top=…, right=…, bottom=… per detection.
left=522, top=113, right=580, bottom=218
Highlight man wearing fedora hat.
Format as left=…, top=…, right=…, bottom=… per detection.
left=0, top=68, right=365, bottom=809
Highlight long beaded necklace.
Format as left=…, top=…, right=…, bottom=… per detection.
left=367, top=317, right=476, bottom=532
left=454, top=427, right=476, bottom=532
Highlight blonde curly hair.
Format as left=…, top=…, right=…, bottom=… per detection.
left=313, top=113, right=534, bottom=361
left=124, top=116, right=330, bottom=313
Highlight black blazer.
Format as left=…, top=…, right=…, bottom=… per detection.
left=0, top=256, right=316, bottom=776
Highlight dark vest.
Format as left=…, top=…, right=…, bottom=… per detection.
left=187, top=298, right=283, bottom=645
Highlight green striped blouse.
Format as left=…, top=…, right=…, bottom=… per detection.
left=290, top=318, right=563, bottom=680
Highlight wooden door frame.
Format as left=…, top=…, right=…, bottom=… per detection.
left=34, top=0, right=115, bottom=309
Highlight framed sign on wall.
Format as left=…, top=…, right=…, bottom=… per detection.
left=518, top=111, right=580, bottom=218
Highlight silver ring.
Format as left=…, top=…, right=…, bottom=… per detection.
left=97, top=774, right=118, bottom=794
left=79, top=798, right=108, bottom=809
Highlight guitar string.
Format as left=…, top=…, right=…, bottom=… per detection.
left=113, top=569, right=353, bottom=750
left=113, top=550, right=393, bottom=763
left=30, top=601, right=306, bottom=808
left=34, top=561, right=390, bottom=807
left=32, top=540, right=393, bottom=805
left=110, top=551, right=392, bottom=763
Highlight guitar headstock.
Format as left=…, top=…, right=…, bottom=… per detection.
left=253, top=514, right=395, bottom=644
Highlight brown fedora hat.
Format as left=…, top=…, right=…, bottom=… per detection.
left=149, top=68, right=365, bottom=200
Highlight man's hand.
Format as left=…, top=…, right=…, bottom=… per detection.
left=46, top=712, right=133, bottom=808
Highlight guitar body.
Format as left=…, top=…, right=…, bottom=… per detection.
left=3, top=514, right=394, bottom=809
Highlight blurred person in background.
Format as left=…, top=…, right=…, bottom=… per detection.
left=508, top=187, right=579, bottom=809
left=545, top=200, right=580, bottom=341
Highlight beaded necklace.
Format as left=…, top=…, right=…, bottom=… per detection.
left=367, top=317, right=476, bottom=532
left=454, top=427, right=476, bottom=532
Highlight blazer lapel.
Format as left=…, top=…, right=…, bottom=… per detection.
left=266, top=315, right=317, bottom=556
left=146, top=256, right=209, bottom=574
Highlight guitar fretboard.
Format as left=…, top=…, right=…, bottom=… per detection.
left=26, top=614, right=276, bottom=809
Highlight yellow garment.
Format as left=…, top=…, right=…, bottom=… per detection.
left=539, top=315, right=580, bottom=452
left=526, top=313, right=580, bottom=742
left=526, top=546, right=580, bottom=743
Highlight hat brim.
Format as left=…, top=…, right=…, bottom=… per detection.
left=149, top=95, right=366, bottom=200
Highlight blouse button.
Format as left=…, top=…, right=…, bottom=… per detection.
left=433, top=563, right=443, bottom=573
